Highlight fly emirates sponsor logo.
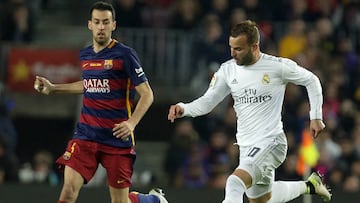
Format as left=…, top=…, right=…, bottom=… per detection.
left=233, top=88, right=272, bottom=104
left=83, top=79, right=110, bottom=93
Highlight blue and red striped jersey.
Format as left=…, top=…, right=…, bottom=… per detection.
left=73, top=39, right=148, bottom=148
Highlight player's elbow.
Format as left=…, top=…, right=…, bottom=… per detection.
left=143, top=88, right=154, bottom=105
left=148, top=90, right=154, bottom=104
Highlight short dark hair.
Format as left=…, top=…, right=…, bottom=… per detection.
left=89, top=1, right=116, bottom=21
left=230, top=20, right=260, bottom=45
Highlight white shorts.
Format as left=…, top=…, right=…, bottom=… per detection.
left=237, top=133, right=288, bottom=199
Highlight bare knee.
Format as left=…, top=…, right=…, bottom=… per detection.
left=248, top=192, right=272, bottom=203
left=233, top=168, right=252, bottom=188
left=60, top=183, right=81, bottom=202
left=109, top=186, right=130, bottom=203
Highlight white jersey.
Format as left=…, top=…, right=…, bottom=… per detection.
left=179, top=53, right=323, bottom=147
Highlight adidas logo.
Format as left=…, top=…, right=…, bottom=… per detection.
left=231, top=78, right=238, bottom=84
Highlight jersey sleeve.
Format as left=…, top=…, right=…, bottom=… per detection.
left=123, top=48, right=148, bottom=86
left=179, top=66, right=230, bottom=117
left=281, top=59, right=323, bottom=120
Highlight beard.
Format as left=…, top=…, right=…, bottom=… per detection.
left=237, top=49, right=254, bottom=66
left=94, top=34, right=109, bottom=46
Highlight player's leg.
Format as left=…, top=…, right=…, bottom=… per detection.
left=57, top=166, right=84, bottom=203
left=266, top=172, right=332, bottom=203
left=108, top=186, right=167, bottom=203
left=306, top=172, right=332, bottom=201
left=56, top=139, right=99, bottom=203
left=247, top=180, right=309, bottom=203
left=222, top=168, right=252, bottom=203
left=266, top=181, right=307, bottom=203
left=102, top=147, right=167, bottom=203
left=245, top=134, right=331, bottom=203
left=128, top=188, right=168, bottom=203
left=222, top=133, right=288, bottom=203
left=244, top=134, right=288, bottom=203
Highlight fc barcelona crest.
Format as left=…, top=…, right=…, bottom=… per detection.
left=63, top=151, right=71, bottom=160
left=104, top=60, right=113, bottom=69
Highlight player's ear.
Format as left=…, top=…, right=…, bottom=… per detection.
left=88, top=20, right=92, bottom=30
left=252, top=43, right=259, bottom=51
left=112, top=20, right=116, bottom=31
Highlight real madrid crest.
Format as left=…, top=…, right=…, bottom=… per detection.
left=262, top=74, right=270, bottom=85
left=104, top=60, right=113, bottom=69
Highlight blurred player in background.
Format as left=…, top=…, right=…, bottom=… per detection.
left=168, top=20, right=331, bottom=203
left=34, top=1, right=167, bottom=203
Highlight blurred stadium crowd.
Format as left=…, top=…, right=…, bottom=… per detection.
left=0, top=0, right=360, bottom=194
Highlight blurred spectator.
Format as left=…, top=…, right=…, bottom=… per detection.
left=334, top=2, right=360, bottom=52
left=207, top=0, right=230, bottom=25
left=353, top=124, right=360, bottom=157
left=275, top=153, right=302, bottom=181
left=337, top=137, right=359, bottom=172
left=0, top=82, right=17, bottom=155
left=240, top=0, right=272, bottom=22
left=1, top=0, right=35, bottom=43
left=0, top=136, right=19, bottom=184
left=225, top=137, right=239, bottom=173
left=323, top=83, right=341, bottom=121
left=204, top=128, right=231, bottom=188
left=168, top=0, right=202, bottom=30
left=306, top=0, right=339, bottom=20
left=278, top=18, right=307, bottom=59
left=327, top=166, right=345, bottom=189
left=338, top=99, right=357, bottom=135
left=228, top=7, right=247, bottom=29
left=141, top=0, right=174, bottom=28
left=317, top=130, right=342, bottom=164
left=283, top=84, right=303, bottom=139
left=315, top=17, right=336, bottom=55
left=177, top=143, right=208, bottom=188
left=193, top=14, right=228, bottom=70
left=336, top=36, right=359, bottom=100
left=113, top=0, right=144, bottom=28
left=189, top=14, right=228, bottom=98
left=343, top=175, right=360, bottom=193
left=163, top=118, right=202, bottom=186
left=282, top=0, right=313, bottom=21
left=18, top=149, right=59, bottom=186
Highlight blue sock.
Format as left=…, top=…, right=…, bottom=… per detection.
left=137, top=193, right=160, bottom=203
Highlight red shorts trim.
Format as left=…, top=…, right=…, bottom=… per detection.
left=56, top=139, right=136, bottom=188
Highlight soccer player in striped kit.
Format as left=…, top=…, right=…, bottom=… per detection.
left=34, top=1, right=167, bottom=203
left=168, top=20, right=332, bottom=203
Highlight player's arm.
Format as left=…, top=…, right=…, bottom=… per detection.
left=34, top=76, right=83, bottom=95
left=113, top=81, right=153, bottom=138
left=282, top=60, right=325, bottom=138
left=168, top=70, right=230, bottom=122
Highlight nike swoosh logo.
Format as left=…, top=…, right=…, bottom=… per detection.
left=117, top=179, right=126, bottom=184
left=82, top=63, right=89, bottom=68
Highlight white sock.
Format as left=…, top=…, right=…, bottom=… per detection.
left=222, top=175, right=246, bottom=203
left=267, top=181, right=307, bottom=203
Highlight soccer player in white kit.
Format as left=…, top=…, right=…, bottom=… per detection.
left=168, top=20, right=332, bottom=203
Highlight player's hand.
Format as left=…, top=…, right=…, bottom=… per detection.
left=113, top=121, right=134, bottom=140
left=34, top=76, right=54, bottom=95
left=310, top=119, right=325, bottom=139
left=168, top=104, right=184, bottom=123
